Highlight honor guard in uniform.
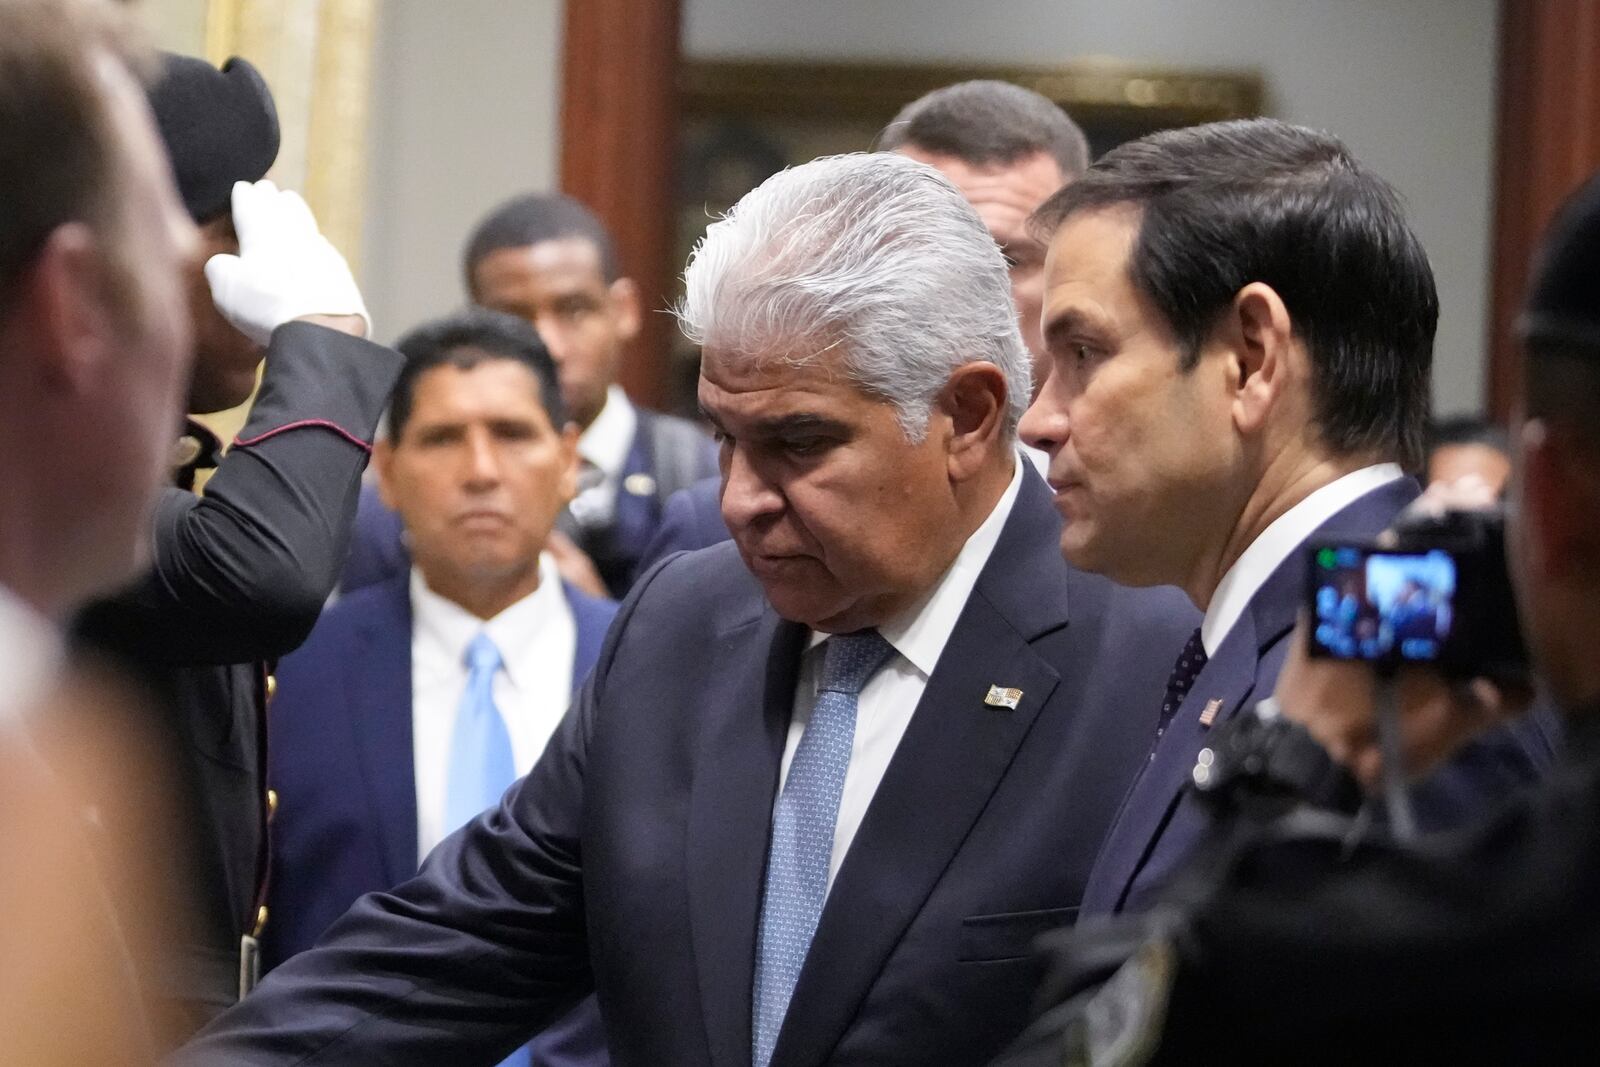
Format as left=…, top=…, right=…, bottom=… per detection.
left=72, top=53, right=402, bottom=1042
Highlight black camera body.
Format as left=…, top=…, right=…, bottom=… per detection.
left=1305, top=507, right=1531, bottom=685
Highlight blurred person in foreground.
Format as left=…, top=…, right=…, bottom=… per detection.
left=1426, top=412, right=1512, bottom=496
left=178, top=151, right=1195, bottom=1066
left=638, top=78, right=1092, bottom=570
left=0, top=0, right=197, bottom=1059
left=70, top=49, right=404, bottom=1037
left=995, top=167, right=1600, bottom=1067
left=263, top=309, right=617, bottom=1066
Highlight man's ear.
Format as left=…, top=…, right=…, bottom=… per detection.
left=21, top=222, right=114, bottom=394
left=1224, top=282, right=1296, bottom=437
left=556, top=421, right=581, bottom=505
left=938, top=361, right=1009, bottom=481
left=373, top=438, right=399, bottom=512
left=608, top=277, right=642, bottom=343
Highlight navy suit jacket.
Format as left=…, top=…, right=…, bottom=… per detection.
left=1079, top=477, right=1557, bottom=917
left=181, top=467, right=1201, bottom=1067
left=632, top=474, right=729, bottom=582
left=261, top=572, right=618, bottom=1065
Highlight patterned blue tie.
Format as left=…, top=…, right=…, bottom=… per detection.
left=444, top=633, right=530, bottom=1067
left=752, top=629, right=896, bottom=1067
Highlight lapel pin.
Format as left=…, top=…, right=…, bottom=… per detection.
left=623, top=472, right=657, bottom=497
left=984, top=685, right=1023, bottom=710
left=1198, top=698, right=1223, bottom=727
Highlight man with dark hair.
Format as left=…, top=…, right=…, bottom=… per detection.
left=264, top=308, right=615, bottom=1067
left=634, top=80, right=1093, bottom=573
left=345, top=193, right=717, bottom=599
left=1019, top=117, right=1547, bottom=918
left=71, top=50, right=404, bottom=1036
left=1427, top=413, right=1512, bottom=495
left=998, top=164, right=1600, bottom=1067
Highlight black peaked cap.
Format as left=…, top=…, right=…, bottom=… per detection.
left=1522, top=170, right=1600, bottom=351
left=147, top=53, right=280, bottom=223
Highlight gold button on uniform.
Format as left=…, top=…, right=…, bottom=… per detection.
left=265, top=674, right=278, bottom=702
left=266, top=788, right=279, bottom=821
left=252, top=905, right=269, bottom=937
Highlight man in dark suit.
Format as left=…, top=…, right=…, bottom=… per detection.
left=71, top=53, right=403, bottom=1036
left=1016, top=117, right=1550, bottom=920
left=994, top=164, right=1600, bottom=1067
left=343, top=193, right=717, bottom=599
left=264, top=310, right=615, bottom=1066
left=179, top=151, right=1197, bottom=1065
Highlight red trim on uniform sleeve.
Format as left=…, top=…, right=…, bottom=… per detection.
left=233, top=418, right=372, bottom=454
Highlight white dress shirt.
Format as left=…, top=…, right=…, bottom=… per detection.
left=1201, top=463, right=1405, bottom=656
left=0, top=582, right=61, bottom=727
left=567, top=384, right=638, bottom=528
left=778, top=456, right=1025, bottom=893
left=410, top=554, right=576, bottom=861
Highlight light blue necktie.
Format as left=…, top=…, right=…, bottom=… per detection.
left=444, top=633, right=531, bottom=1067
left=752, top=630, right=896, bottom=1067
left=445, top=632, right=518, bottom=833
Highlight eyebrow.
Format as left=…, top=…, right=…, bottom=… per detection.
left=698, top=408, right=846, bottom=438
left=1043, top=309, right=1097, bottom=351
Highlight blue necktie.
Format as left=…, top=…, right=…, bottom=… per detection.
left=752, top=629, right=896, bottom=1067
left=444, top=632, right=517, bottom=834
left=1157, top=626, right=1207, bottom=740
left=444, top=633, right=530, bottom=1067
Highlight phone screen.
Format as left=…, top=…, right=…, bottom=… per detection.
left=1308, top=545, right=1457, bottom=662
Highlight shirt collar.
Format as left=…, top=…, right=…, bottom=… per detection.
left=808, top=453, right=1025, bottom=678
left=578, top=385, right=637, bottom=479
left=409, top=554, right=568, bottom=691
left=1202, top=463, right=1404, bottom=656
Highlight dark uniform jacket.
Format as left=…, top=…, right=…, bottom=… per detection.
left=74, top=321, right=402, bottom=1039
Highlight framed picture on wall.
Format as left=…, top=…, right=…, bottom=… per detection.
left=664, top=56, right=1264, bottom=411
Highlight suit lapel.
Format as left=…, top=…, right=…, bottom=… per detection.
left=687, top=608, right=807, bottom=1067
left=1082, top=610, right=1261, bottom=915
left=347, top=577, right=419, bottom=886
left=1083, top=474, right=1424, bottom=914
left=771, top=468, right=1071, bottom=1067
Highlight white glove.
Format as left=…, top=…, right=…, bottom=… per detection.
left=204, top=179, right=371, bottom=344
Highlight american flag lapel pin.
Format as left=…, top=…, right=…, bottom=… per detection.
left=1198, top=698, right=1223, bottom=727
left=984, top=685, right=1023, bottom=710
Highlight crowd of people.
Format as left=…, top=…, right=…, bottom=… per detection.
left=3, top=0, right=1597, bottom=1063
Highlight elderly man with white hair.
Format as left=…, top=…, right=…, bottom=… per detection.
left=179, top=152, right=1195, bottom=1067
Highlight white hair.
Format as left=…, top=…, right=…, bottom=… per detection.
left=676, top=152, right=1031, bottom=440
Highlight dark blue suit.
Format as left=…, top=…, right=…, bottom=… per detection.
left=181, top=467, right=1200, bottom=1066
left=262, top=572, right=618, bottom=1066
left=1079, top=477, right=1557, bottom=917
left=632, top=474, right=729, bottom=582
